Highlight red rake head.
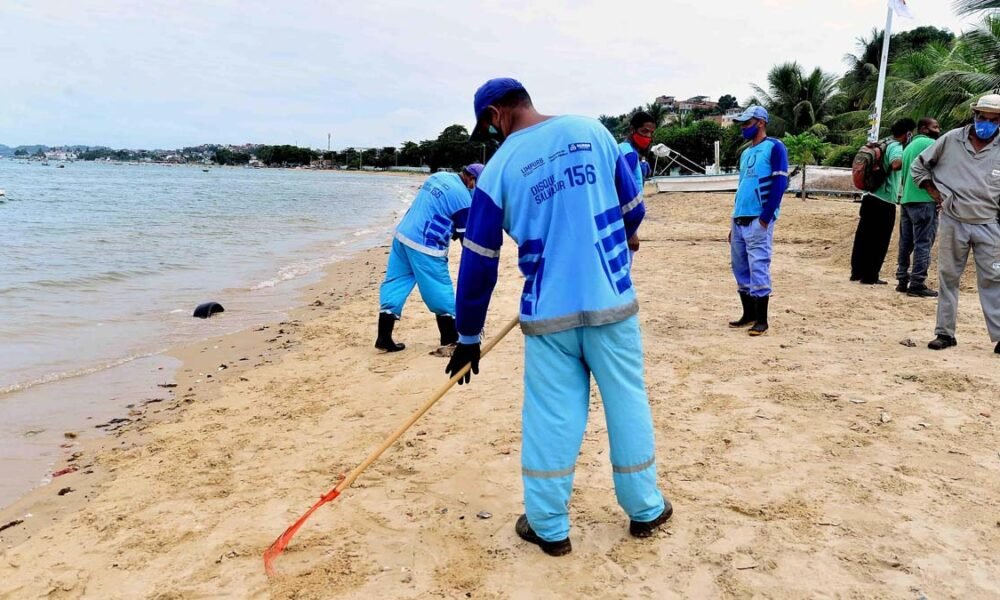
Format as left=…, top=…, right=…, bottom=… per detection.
left=263, top=488, right=341, bottom=577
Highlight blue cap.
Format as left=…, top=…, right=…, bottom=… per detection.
left=473, top=78, right=525, bottom=121
left=463, top=163, right=484, bottom=179
left=471, top=78, right=527, bottom=141
left=733, top=105, right=768, bottom=123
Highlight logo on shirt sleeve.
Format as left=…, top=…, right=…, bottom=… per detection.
left=568, top=142, right=592, bottom=153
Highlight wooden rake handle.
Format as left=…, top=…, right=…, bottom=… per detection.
left=335, top=314, right=520, bottom=492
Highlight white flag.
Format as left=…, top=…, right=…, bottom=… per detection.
left=890, top=0, right=913, bottom=18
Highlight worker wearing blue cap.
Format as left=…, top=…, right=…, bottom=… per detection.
left=727, top=105, right=789, bottom=336
left=446, top=78, right=671, bottom=556
left=375, top=163, right=483, bottom=353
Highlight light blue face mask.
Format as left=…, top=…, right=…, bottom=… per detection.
left=974, top=118, right=999, bottom=140
left=487, top=124, right=506, bottom=144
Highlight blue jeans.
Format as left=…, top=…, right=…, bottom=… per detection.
left=731, top=218, right=775, bottom=297
left=378, top=239, right=455, bottom=318
left=896, top=202, right=938, bottom=287
left=521, top=316, right=665, bottom=542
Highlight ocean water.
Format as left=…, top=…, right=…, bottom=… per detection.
left=0, top=160, right=415, bottom=507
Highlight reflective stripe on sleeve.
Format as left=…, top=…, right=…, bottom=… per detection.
left=463, top=237, right=500, bottom=259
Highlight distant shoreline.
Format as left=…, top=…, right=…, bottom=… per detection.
left=2, top=157, right=430, bottom=177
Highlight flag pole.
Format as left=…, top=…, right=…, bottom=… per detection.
left=868, top=2, right=895, bottom=142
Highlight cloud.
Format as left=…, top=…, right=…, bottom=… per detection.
left=0, top=0, right=980, bottom=148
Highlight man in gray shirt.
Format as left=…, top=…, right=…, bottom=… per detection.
left=911, top=94, right=1000, bottom=354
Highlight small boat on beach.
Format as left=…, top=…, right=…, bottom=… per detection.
left=652, top=173, right=741, bottom=193
left=652, top=165, right=856, bottom=197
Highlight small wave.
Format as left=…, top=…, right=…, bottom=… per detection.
left=352, top=228, right=374, bottom=237
left=251, top=260, right=325, bottom=291
left=0, top=351, right=163, bottom=397
left=22, top=268, right=161, bottom=291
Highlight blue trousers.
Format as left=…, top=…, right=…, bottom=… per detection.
left=896, top=202, right=938, bottom=287
left=731, top=219, right=775, bottom=297
left=522, top=315, right=665, bottom=542
left=378, top=239, right=455, bottom=318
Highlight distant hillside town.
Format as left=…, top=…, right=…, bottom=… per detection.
left=0, top=91, right=741, bottom=173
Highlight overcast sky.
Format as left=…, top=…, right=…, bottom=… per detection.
left=0, top=0, right=982, bottom=149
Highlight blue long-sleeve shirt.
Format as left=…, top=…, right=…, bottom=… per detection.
left=394, top=172, right=472, bottom=256
left=732, top=137, right=789, bottom=223
left=618, top=140, right=643, bottom=189
left=455, top=115, right=644, bottom=343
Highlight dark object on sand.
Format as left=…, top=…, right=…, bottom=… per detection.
left=193, top=302, right=225, bottom=319
left=0, top=519, right=24, bottom=533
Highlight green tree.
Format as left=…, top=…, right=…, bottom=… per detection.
left=840, top=26, right=956, bottom=115
left=643, top=102, right=670, bottom=127
left=598, top=114, right=621, bottom=136
left=13, top=149, right=27, bottom=157
left=652, top=120, right=724, bottom=173
left=398, top=141, right=421, bottom=167
left=783, top=132, right=831, bottom=198
left=718, top=94, right=739, bottom=111
left=901, top=15, right=1000, bottom=128
left=751, top=62, right=841, bottom=136
left=955, top=0, right=1000, bottom=12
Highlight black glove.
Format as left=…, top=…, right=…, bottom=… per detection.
left=445, top=342, right=480, bottom=385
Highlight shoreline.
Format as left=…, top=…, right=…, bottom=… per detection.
left=0, top=241, right=392, bottom=549
left=2, top=192, right=998, bottom=598
left=0, top=163, right=418, bottom=511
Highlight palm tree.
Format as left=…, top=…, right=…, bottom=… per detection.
left=644, top=102, right=670, bottom=128
left=841, top=29, right=885, bottom=112
left=902, top=15, right=1000, bottom=127
left=598, top=114, right=620, bottom=135
left=751, top=62, right=841, bottom=136
left=954, top=0, right=1000, bottom=13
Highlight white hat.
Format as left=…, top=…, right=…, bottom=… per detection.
left=971, top=94, right=1000, bottom=114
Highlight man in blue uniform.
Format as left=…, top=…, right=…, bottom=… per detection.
left=618, top=110, right=656, bottom=252
left=375, top=163, right=483, bottom=352
left=727, top=106, right=789, bottom=336
left=445, top=78, right=671, bottom=556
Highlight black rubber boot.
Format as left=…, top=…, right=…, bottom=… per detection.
left=629, top=499, right=674, bottom=538
left=374, top=313, right=405, bottom=352
left=749, top=295, right=769, bottom=336
left=436, top=315, right=458, bottom=346
left=515, top=514, right=571, bottom=557
left=728, top=293, right=756, bottom=328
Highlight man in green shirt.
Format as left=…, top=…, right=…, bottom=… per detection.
left=850, top=118, right=916, bottom=285
left=896, top=117, right=942, bottom=297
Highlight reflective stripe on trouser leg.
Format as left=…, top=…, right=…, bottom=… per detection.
left=747, top=221, right=774, bottom=297
left=407, top=246, right=456, bottom=317
left=584, top=315, right=665, bottom=523
left=969, top=221, right=1000, bottom=342
left=522, top=330, right=591, bottom=542
left=730, top=221, right=751, bottom=294
left=935, top=215, right=970, bottom=338
left=378, top=239, right=417, bottom=318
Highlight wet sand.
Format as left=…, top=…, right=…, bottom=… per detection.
left=1, top=192, right=998, bottom=599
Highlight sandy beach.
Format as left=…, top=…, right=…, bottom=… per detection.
left=1, top=190, right=998, bottom=599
